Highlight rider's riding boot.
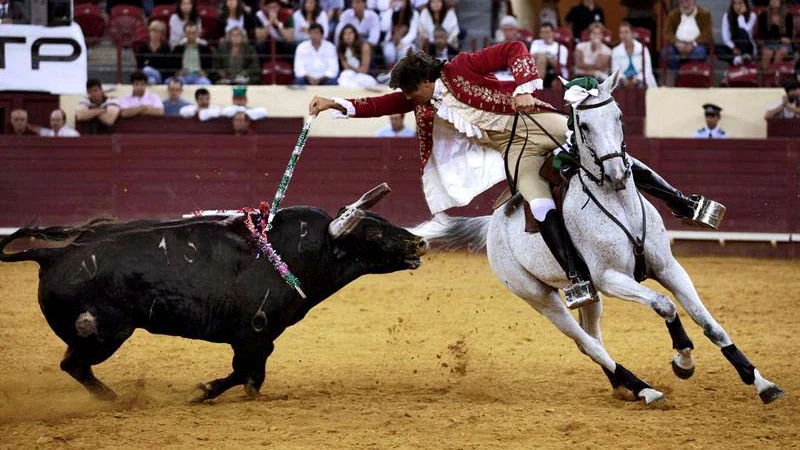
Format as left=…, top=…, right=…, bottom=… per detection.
left=536, top=209, right=598, bottom=310
left=630, top=158, right=726, bottom=229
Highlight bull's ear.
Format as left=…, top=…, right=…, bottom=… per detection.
left=328, top=207, right=366, bottom=239
left=350, top=183, right=391, bottom=210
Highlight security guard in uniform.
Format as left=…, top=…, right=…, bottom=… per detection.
left=692, top=103, right=728, bottom=139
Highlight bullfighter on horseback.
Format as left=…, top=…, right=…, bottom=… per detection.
left=309, top=42, right=724, bottom=308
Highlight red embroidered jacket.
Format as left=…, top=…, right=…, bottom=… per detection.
left=343, top=41, right=542, bottom=169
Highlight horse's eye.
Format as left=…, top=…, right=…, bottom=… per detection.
left=580, top=124, right=589, bottom=132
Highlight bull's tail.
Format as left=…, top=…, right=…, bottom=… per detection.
left=408, top=213, right=492, bottom=252
left=0, top=218, right=112, bottom=263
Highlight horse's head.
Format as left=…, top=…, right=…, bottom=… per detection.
left=563, top=72, right=630, bottom=191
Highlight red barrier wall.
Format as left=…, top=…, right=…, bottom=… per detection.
left=1, top=136, right=798, bottom=236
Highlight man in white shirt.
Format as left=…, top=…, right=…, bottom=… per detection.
left=333, top=0, right=380, bottom=45
left=119, top=70, right=165, bottom=118
left=294, top=24, right=340, bottom=85
left=529, top=22, right=569, bottom=87
left=32, top=109, right=81, bottom=137
left=375, top=113, right=416, bottom=137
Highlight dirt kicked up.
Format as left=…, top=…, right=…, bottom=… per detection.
left=1, top=254, right=798, bottom=450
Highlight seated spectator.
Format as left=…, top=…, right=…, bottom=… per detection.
left=665, top=0, right=713, bottom=71
left=337, top=24, right=378, bottom=87
left=169, top=0, right=203, bottom=49
left=611, top=21, right=657, bottom=88
left=214, top=27, right=260, bottom=84
left=376, top=113, right=415, bottom=137
left=333, top=0, right=380, bottom=46
left=0, top=0, right=26, bottom=24
left=8, top=109, right=34, bottom=135
left=574, top=23, right=611, bottom=80
left=120, top=70, right=165, bottom=118
left=382, top=0, right=419, bottom=66
left=764, top=80, right=800, bottom=119
left=530, top=22, right=569, bottom=87
left=692, top=103, right=728, bottom=138
left=179, top=88, right=223, bottom=120
left=294, top=23, right=339, bottom=85
left=163, top=79, right=192, bottom=116
left=170, top=22, right=213, bottom=85
left=293, top=0, right=330, bottom=42
left=136, top=20, right=174, bottom=84
left=319, top=0, right=344, bottom=40
left=539, top=0, right=561, bottom=29
left=427, top=25, right=459, bottom=61
left=255, top=0, right=296, bottom=60
left=218, top=0, right=257, bottom=41
left=30, top=109, right=81, bottom=137
left=757, top=0, right=794, bottom=74
left=418, top=0, right=459, bottom=49
left=720, top=0, right=757, bottom=66
left=232, top=111, right=253, bottom=135
left=566, top=0, right=604, bottom=43
left=496, top=15, right=531, bottom=44
left=75, top=79, right=121, bottom=131
left=222, top=86, right=268, bottom=120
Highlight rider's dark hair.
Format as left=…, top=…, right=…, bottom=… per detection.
left=389, top=49, right=445, bottom=93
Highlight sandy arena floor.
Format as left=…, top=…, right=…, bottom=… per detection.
left=0, top=254, right=798, bottom=450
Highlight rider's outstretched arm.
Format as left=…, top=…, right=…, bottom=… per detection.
left=309, top=91, right=415, bottom=118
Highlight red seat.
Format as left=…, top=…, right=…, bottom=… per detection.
left=261, top=60, right=293, bottom=85
left=579, top=27, right=612, bottom=44
left=110, top=4, right=144, bottom=19
left=675, top=61, right=713, bottom=87
left=764, top=61, right=797, bottom=87
left=553, top=26, right=573, bottom=47
left=197, top=5, right=222, bottom=41
left=149, top=4, right=175, bottom=34
left=74, top=3, right=106, bottom=47
left=631, top=27, right=652, bottom=46
left=720, top=62, right=759, bottom=87
left=109, top=11, right=147, bottom=48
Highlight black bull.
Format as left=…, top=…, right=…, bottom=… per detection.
left=0, top=184, right=428, bottom=402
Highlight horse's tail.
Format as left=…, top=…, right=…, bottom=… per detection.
left=0, top=218, right=113, bottom=263
left=408, top=213, right=492, bottom=252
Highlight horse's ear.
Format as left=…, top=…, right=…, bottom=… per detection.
left=600, top=71, right=622, bottom=93
left=558, top=76, right=570, bottom=87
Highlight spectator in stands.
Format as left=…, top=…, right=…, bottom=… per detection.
left=255, top=0, right=295, bottom=61
left=764, top=80, right=800, bottom=119
left=757, top=0, right=794, bottom=74
left=232, top=111, right=253, bottom=135
left=611, top=21, right=657, bottom=88
left=318, top=0, right=344, bottom=40
left=565, top=0, right=604, bottom=43
left=0, top=0, right=26, bottom=23
left=171, top=22, right=213, bottom=85
left=665, top=0, right=713, bottom=70
left=337, top=24, right=378, bottom=87
left=8, top=109, right=34, bottom=135
left=293, top=0, right=330, bottom=42
left=334, top=0, right=381, bottom=46
left=530, top=22, right=569, bottom=87
left=163, top=79, right=192, bottom=116
left=222, top=86, right=268, bottom=120
left=29, top=109, right=81, bottom=137
left=574, top=23, right=611, bottom=80
left=496, top=15, right=531, bottom=44
left=692, top=103, right=728, bottom=138
left=719, top=0, right=757, bottom=66
left=179, top=88, right=223, bottom=120
left=382, top=0, right=420, bottom=66
left=621, top=0, right=656, bottom=47
left=376, top=113, right=415, bottom=137
left=214, top=27, right=260, bottom=84
left=427, top=25, right=459, bottom=61
left=120, top=70, right=166, bottom=118
left=137, top=20, right=174, bottom=84
left=75, top=79, right=121, bottom=131
left=169, top=0, right=202, bottom=49
left=418, top=0, right=459, bottom=49
left=294, top=23, right=339, bottom=85
left=219, top=0, right=257, bottom=40
left=539, top=0, right=561, bottom=29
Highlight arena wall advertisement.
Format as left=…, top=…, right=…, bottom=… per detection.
left=0, top=23, right=87, bottom=94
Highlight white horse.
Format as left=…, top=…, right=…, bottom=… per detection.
left=413, top=72, right=784, bottom=405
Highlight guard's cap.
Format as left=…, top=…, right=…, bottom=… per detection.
left=703, top=103, right=722, bottom=115
left=232, top=85, right=247, bottom=98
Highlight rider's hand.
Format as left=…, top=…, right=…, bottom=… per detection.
left=309, top=96, right=345, bottom=117
left=513, top=94, right=554, bottom=113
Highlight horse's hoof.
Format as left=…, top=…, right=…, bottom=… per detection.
left=758, top=385, right=785, bottom=404
left=671, top=359, right=695, bottom=380
left=611, top=386, right=638, bottom=402
left=189, top=383, right=212, bottom=403
left=638, top=388, right=665, bottom=405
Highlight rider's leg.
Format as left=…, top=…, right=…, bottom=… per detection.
left=630, top=157, right=726, bottom=229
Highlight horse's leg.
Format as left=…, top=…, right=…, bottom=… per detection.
left=655, top=260, right=784, bottom=404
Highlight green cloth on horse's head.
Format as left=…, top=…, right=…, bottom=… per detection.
left=564, top=76, right=600, bottom=132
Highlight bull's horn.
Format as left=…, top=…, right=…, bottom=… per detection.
left=328, top=183, right=391, bottom=239
left=350, top=183, right=391, bottom=210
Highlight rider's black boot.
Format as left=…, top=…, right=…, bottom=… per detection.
left=630, top=158, right=726, bottom=229
left=536, top=210, right=598, bottom=309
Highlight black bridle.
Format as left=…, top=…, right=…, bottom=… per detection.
left=572, top=96, right=631, bottom=186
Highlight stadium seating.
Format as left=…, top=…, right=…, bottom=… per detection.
left=74, top=3, right=106, bottom=47
left=675, top=61, right=713, bottom=87
left=764, top=61, right=797, bottom=87
left=149, top=4, right=175, bottom=34
left=261, top=60, right=293, bottom=85
left=720, top=62, right=759, bottom=87
left=197, top=5, right=222, bottom=42
left=109, top=9, right=146, bottom=48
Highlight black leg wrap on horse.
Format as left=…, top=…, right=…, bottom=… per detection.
left=631, top=159, right=694, bottom=219
left=536, top=210, right=590, bottom=282
left=665, top=315, right=694, bottom=350
left=614, top=363, right=651, bottom=396
left=721, top=344, right=756, bottom=385
left=602, top=366, right=622, bottom=389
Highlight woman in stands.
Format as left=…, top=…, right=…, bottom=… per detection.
left=136, top=20, right=174, bottom=84
left=720, top=0, right=757, bottom=65
left=610, top=21, right=657, bottom=88
left=757, top=0, right=794, bottom=73
left=169, top=0, right=202, bottom=48
left=213, top=27, right=261, bottom=84
left=293, top=0, right=330, bottom=42
left=337, top=24, right=378, bottom=87
left=574, top=23, right=611, bottom=80
left=219, top=0, right=257, bottom=41
left=418, top=0, right=459, bottom=49
left=382, top=0, right=420, bottom=66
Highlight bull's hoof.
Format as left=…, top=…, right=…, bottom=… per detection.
left=190, top=383, right=212, bottom=403
left=671, top=359, right=695, bottom=380
left=90, top=384, right=118, bottom=401
left=758, top=385, right=785, bottom=404
left=638, top=388, right=666, bottom=405
left=244, top=380, right=261, bottom=399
